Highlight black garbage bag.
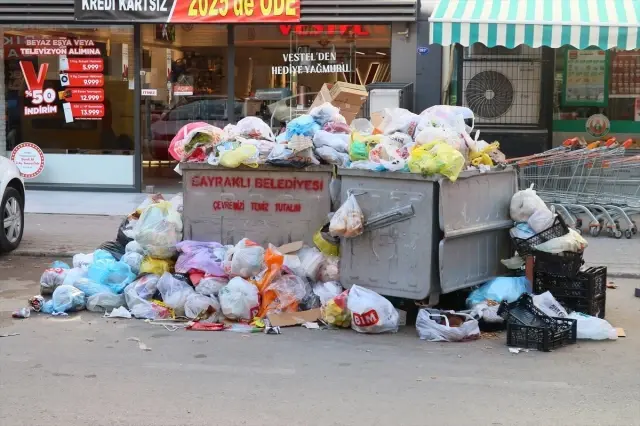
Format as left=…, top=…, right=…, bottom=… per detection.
left=97, top=241, right=126, bottom=261
left=116, top=217, right=134, bottom=247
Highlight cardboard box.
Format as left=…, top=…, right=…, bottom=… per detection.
left=329, top=82, right=368, bottom=105
left=309, top=83, right=332, bottom=110
left=267, top=308, right=322, bottom=327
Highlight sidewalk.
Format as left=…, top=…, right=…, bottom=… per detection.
left=9, top=214, right=640, bottom=278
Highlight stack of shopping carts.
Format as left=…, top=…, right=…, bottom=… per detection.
left=509, top=138, right=640, bottom=239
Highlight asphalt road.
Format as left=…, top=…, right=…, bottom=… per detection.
left=1, top=256, right=639, bottom=426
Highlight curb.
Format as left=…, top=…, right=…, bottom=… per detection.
left=607, top=271, right=640, bottom=279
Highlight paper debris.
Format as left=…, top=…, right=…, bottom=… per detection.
left=606, top=282, right=618, bottom=289
left=616, top=327, right=626, bottom=337
left=509, top=347, right=529, bottom=354
left=127, top=337, right=152, bottom=351
left=105, top=307, right=132, bottom=319
left=301, top=322, right=320, bottom=329
left=0, top=333, right=19, bottom=338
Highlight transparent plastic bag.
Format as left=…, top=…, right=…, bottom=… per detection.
left=349, top=133, right=381, bottom=162
left=121, top=252, right=143, bottom=275
left=535, top=228, right=587, bottom=254
left=408, top=142, right=465, bottom=182
left=528, top=209, right=555, bottom=234
left=284, top=114, right=321, bottom=139
left=134, top=201, right=183, bottom=259
left=40, top=268, right=69, bottom=296
left=235, top=116, right=276, bottom=141
left=466, top=276, right=530, bottom=307
left=313, top=281, right=343, bottom=306
left=156, top=272, right=195, bottom=315
left=321, top=289, right=350, bottom=328
left=124, top=274, right=160, bottom=311
left=296, top=246, right=325, bottom=280
left=567, top=312, right=618, bottom=340
left=50, top=285, right=86, bottom=313
left=318, top=256, right=340, bottom=282
left=416, top=310, right=480, bottom=342
left=195, top=275, right=228, bottom=297
left=86, top=292, right=126, bottom=313
left=72, top=253, right=94, bottom=270
left=323, top=121, right=351, bottom=134
left=184, top=293, right=223, bottom=322
left=219, top=277, right=260, bottom=320
left=350, top=118, right=374, bottom=135
left=72, top=278, right=114, bottom=297
left=329, top=194, right=365, bottom=238
left=347, top=285, right=399, bottom=334
left=176, top=240, right=226, bottom=276
left=259, top=275, right=309, bottom=317
left=369, top=141, right=407, bottom=171
left=87, top=250, right=136, bottom=294
left=62, top=267, right=88, bottom=287
left=378, top=108, right=420, bottom=137
left=224, top=238, right=265, bottom=278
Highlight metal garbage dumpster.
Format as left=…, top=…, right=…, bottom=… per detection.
left=337, top=168, right=517, bottom=303
left=181, top=163, right=333, bottom=246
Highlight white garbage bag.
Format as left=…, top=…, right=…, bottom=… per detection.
left=72, top=253, right=94, bottom=269
left=121, top=252, right=143, bottom=275
left=218, top=277, right=260, bottom=321
left=125, top=240, right=144, bottom=254
left=296, top=246, right=325, bottom=280
left=528, top=209, right=555, bottom=233
left=86, top=292, right=126, bottom=313
left=312, top=281, right=343, bottom=306
left=416, top=310, right=480, bottom=342
left=39, top=268, right=69, bottom=296
left=309, top=102, right=340, bottom=125
left=184, top=293, right=223, bottom=322
left=532, top=291, right=569, bottom=318
left=313, top=130, right=350, bottom=153
left=156, top=272, right=195, bottom=316
left=567, top=312, right=618, bottom=340
left=195, top=275, right=228, bottom=297
left=235, top=116, right=275, bottom=141
left=315, top=145, right=350, bottom=167
left=378, top=108, right=420, bottom=137
left=535, top=228, right=587, bottom=253
left=510, top=184, right=549, bottom=223
left=347, top=285, right=399, bottom=334
left=224, top=238, right=265, bottom=278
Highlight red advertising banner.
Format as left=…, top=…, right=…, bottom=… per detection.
left=70, top=103, right=105, bottom=119
left=75, top=0, right=300, bottom=23
left=59, top=88, right=105, bottom=103
left=62, top=58, right=104, bottom=73
left=60, top=73, right=104, bottom=88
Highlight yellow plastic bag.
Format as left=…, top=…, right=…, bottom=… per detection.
left=408, top=145, right=441, bottom=175
left=469, top=141, right=500, bottom=167
left=408, top=142, right=465, bottom=182
left=219, top=145, right=259, bottom=168
left=139, top=257, right=175, bottom=276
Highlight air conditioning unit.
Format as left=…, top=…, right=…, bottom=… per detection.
left=462, top=61, right=541, bottom=125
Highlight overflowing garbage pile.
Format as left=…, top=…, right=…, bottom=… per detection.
left=22, top=195, right=400, bottom=335
left=440, top=184, right=619, bottom=351
left=168, top=103, right=507, bottom=182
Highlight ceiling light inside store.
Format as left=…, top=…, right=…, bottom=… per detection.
left=376, top=51, right=387, bottom=56
left=356, top=51, right=365, bottom=55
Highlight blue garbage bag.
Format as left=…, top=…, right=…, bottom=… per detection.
left=466, top=276, right=530, bottom=308
left=73, top=278, right=115, bottom=297
left=87, top=249, right=136, bottom=294
left=46, top=285, right=86, bottom=313
left=284, top=114, right=321, bottom=140
left=50, top=261, right=70, bottom=269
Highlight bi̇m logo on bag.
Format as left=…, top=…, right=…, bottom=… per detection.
left=352, top=309, right=380, bottom=327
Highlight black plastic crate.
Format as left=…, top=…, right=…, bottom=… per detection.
left=511, top=215, right=569, bottom=257
left=533, top=250, right=584, bottom=278
left=498, top=294, right=577, bottom=352
left=533, top=267, right=607, bottom=300
left=560, top=295, right=606, bottom=319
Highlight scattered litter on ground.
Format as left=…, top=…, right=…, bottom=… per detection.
left=607, top=282, right=618, bottom=289
left=508, top=348, right=529, bottom=354
left=0, top=333, right=19, bottom=338
left=127, top=337, right=152, bottom=351
left=104, top=307, right=132, bottom=319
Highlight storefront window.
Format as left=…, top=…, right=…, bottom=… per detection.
left=140, top=24, right=228, bottom=186
left=1, top=25, right=135, bottom=186
left=233, top=24, right=391, bottom=131
left=553, top=47, right=640, bottom=145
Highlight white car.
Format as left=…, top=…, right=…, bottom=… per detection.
left=0, top=156, right=25, bottom=252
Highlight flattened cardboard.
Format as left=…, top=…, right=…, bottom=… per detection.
left=616, top=327, right=626, bottom=337
left=267, top=308, right=322, bottom=327
left=310, top=83, right=332, bottom=110
left=278, top=241, right=303, bottom=254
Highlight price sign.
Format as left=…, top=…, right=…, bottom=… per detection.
left=59, top=88, right=104, bottom=103
left=70, top=103, right=105, bottom=119
left=64, top=58, right=104, bottom=73
left=61, top=73, right=104, bottom=88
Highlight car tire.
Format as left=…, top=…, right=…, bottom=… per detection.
left=0, top=187, right=24, bottom=253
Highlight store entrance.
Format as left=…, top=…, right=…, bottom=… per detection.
left=139, top=24, right=392, bottom=191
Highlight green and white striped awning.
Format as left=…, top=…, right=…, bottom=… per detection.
left=430, top=0, right=640, bottom=50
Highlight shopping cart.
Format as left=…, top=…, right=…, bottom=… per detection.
left=510, top=138, right=639, bottom=239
